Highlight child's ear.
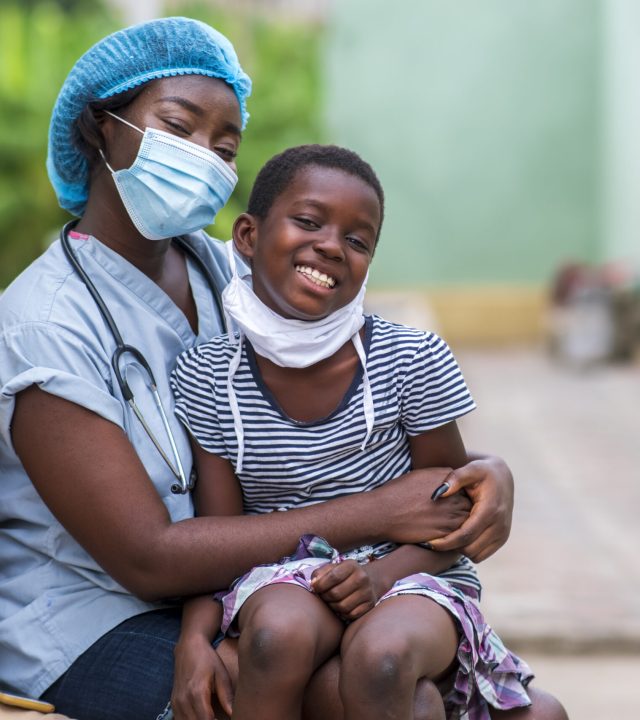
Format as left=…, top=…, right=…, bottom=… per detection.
left=232, top=213, right=258, bottom=260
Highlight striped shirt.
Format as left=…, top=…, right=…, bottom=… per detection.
left=171, top=315, right=480, bottom=592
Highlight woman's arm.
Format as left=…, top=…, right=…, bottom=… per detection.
left=11, top=386, right=457, bottom=600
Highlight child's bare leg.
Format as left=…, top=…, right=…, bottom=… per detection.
left=302, top=653, right=447, bottom=720
left=489, top=687, right=569, bottom=720
left=232, top=583, right=343, bottom=720
left=339, top=595, right=457, bottom=720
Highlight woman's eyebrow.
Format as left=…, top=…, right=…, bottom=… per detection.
left=154, top=96, right=242, bottom=137
left=155, top=95, right=204, bottom=114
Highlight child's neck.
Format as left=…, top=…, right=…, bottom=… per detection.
left=252, top=326, right=366, bottom=423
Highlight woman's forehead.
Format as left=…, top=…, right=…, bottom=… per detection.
left=140, top=76, right=240, bottom=113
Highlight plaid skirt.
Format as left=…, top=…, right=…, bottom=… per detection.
left=215, top=535, right=533, bottom=720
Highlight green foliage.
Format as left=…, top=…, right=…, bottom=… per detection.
left=0, top=1, right=324, bottom=288
left=178, top=4, right=325, bottom=240
left=0, top=2, right=117, bottom=288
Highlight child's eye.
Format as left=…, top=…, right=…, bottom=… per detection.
left=294, top=216, right=319, bottom=229
left=347, top=236, right=371, bottom=252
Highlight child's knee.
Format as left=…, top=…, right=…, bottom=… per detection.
left=341, top=633, right=417, bottom=697
left=240, top=598, right=320, bottom=672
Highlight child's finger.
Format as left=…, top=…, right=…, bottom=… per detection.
left=310, top=561, right=334, bottom=583
left=311, top=560, right=357, bottom=594
left=213, top=666, right=234, bottom=717
left=340, top=599, right=375, bottom=621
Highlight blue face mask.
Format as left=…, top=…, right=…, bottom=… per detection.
left=101, top=111, right=238, bottom=240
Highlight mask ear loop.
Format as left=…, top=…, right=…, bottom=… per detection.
left=103, top=109, right=145, bottom=134
left=224, top=240, right=246, bottom=472
left=99, top=111, right=145, bottom=174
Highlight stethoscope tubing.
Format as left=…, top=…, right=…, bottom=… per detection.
left=59, top=220, right=226, bottom=493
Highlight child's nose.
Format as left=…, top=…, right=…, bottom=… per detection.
left=313, top=229, right=344, bottom=262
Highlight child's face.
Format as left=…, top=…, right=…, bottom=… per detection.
left=237, top=165, right=381, bottom=321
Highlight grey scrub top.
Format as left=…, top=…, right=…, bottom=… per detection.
left=0, top=229, right=230, bottom=696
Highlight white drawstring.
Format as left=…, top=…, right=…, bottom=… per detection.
left=352, top=332, right=374, bottom=450
left=227, top=334, right=246, bottom=472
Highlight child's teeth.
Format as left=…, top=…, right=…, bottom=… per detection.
left=296, top=265, right=335, bottom=287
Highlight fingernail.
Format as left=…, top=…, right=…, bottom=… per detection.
left=431, top=482, right=449, bottom=500
left=423, top=542, right=434, bottom=550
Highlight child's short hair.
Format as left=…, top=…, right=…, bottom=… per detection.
left=247, top=144, right=385, bottom=238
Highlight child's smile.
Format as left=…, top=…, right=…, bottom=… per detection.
left=234, top=165, right=381, bottom=321
left=295, top=264, right=337, bottom=289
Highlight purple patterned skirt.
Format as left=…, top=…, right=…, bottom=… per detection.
left=215, top=535, right=533, bottom=720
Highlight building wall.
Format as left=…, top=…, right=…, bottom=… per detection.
left=603, top=0, right=640, bottom=269
left=323, top=0, right=602, bottom=343
left=324, top=0, right=601, bottom=290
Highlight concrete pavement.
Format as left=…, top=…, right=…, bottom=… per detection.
left=456, top=346, right=640, bottom=653
left=454, top=346, right=640, bottom=718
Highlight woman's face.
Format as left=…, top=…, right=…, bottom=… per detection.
left=101, top=75, right=243, bottom=173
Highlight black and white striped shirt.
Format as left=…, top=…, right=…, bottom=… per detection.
left=171, top=315, right=480, bottom=593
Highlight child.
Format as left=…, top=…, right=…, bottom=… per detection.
left=170, top=145, right=532, bottom=720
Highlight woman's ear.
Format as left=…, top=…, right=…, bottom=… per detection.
left=232, top=213, right=258, bottom=260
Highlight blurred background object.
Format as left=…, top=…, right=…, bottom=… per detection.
left=548, top=260, right=640, bottom=365
left=1, top=1, right=639, bottom=717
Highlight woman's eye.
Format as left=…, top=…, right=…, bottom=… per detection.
left=215, top=146, right=238, bottom=162
left=164, top=119, right=188, bottom=134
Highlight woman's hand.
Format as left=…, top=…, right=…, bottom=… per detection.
left=427, top=454, right=514, bottom=562
left=311, top=560, right=380, bottom=622
left=171, top=633, right=233, bottom=720
left=373, top=467, right=472, bottom=545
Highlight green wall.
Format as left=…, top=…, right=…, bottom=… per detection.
left=324, top=0, right=601, bottom=287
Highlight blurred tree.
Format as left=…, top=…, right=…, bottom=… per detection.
left=177, top=2, right=325, bottom=240
left=0, top=1, right=117, bottom=288
left=0, top=1, right=324, bottom=287
left=15, top=0, right=108, bottom=11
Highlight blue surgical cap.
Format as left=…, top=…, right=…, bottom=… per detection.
left=47, top=16, right=252, bottom=216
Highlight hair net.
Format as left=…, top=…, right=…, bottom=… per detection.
left=47, top=16, right=252, bottom=216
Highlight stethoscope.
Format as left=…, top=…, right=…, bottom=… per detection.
left=60, top=219, right=227, bottom=494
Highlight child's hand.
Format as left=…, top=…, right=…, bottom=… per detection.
left=171, top=633, right=233, bottom=720
left=311, top=559, right=380, bottom=621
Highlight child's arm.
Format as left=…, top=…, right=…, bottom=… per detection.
left=172, top=596, right=233, bottom=719
left=312, top=420, right=469, bottom=621
left=172, top=441, right=243, bottom=719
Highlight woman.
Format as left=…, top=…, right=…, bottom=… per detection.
left=0, top=17, right=566, bottom=720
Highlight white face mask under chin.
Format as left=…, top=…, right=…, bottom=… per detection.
left=221, top=240, right=374, bottom=472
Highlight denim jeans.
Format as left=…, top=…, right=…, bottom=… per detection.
left=41, top=607, right=181, bottom=720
